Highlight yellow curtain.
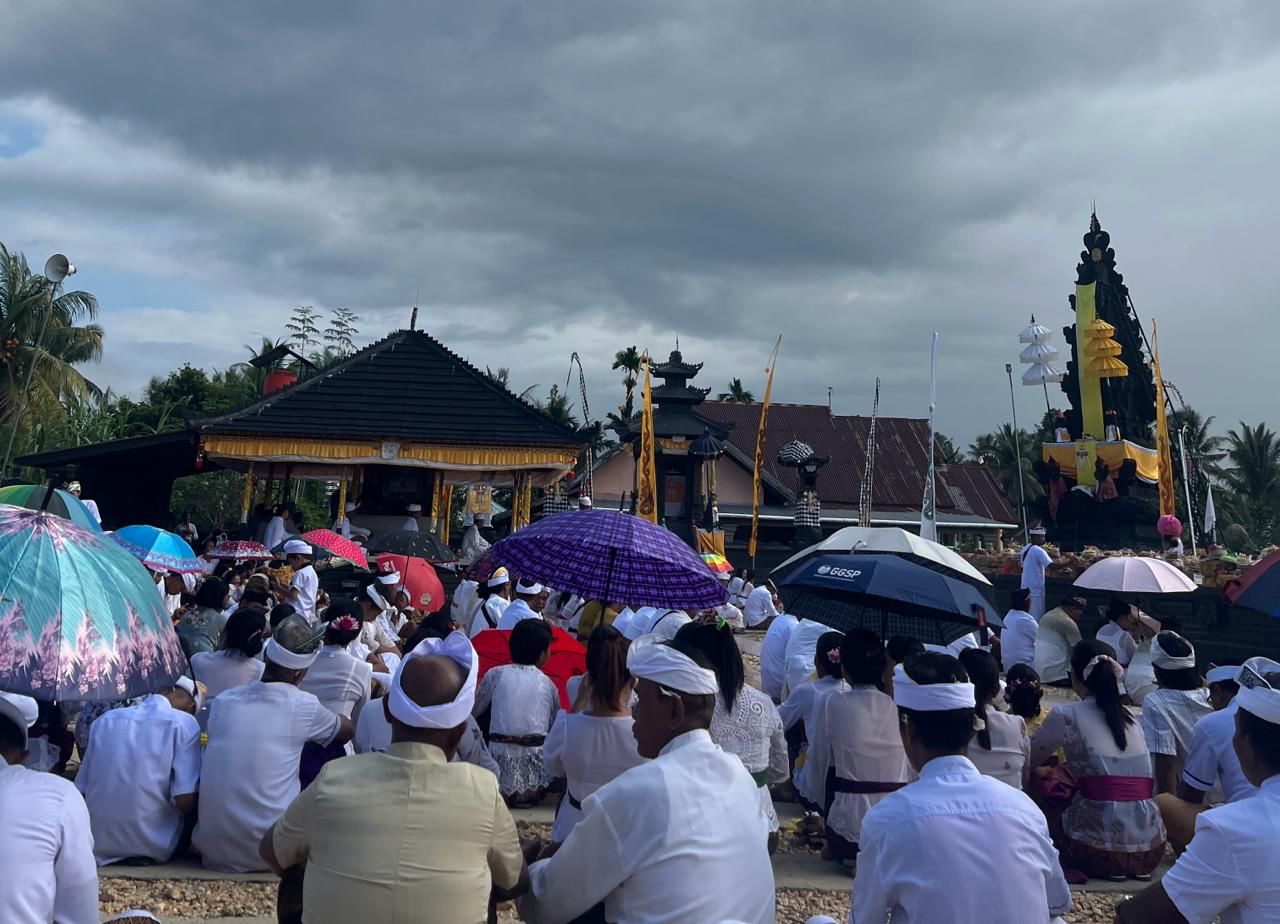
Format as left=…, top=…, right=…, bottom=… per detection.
left=1075, top=282, right=1104, bottom=445
left=512, top=474, right=533, bottom=531
left=201, top=435, right=577, bottom=470
left=636, top=354, right=659, bottom=523
left=1041, top=440, right=1160, bottom=482
left=239, top=464, right=255, bottom=523
left=748, top=337, right=782, bottom=559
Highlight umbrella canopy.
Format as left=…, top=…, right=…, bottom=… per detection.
left=1225, top=550, right=1280, bottom=617
left=111, top=525, right=203, bottom=574
left=0, top=506, right=186, bottom=701
left=367, top=529, right=456, bottom=563
left=374, top=553, right=446, bottom=614
left=777, top=552, right=999, bottom=645
left=774, top=526, right=991, bottom=586
left=1073, top=556, right=1196, bottom=594
left=1022, top=363, right=1065, bottom=386
left=298, top=529, right=369, bottom=569
left=492, top=509, right=727, bottom=610
left=701, top=552, right=733, bottom=575
left=207, top=539, right=273, bottom=561
left=0, top=484, right=102, bottom=533
left=471, top=627, right=585, bottom=710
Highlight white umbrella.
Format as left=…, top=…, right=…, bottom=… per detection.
left=1019, top=341, right=1059, bottom=364
left=1019, top=319, right=1053, bottom=343
left=1022, top=362, right=1064, bottom=386
left=1073, top=556, right=1196, bottom=594
left=774, top=525, right=992, bottom=586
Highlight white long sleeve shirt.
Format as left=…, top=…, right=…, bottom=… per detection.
left=851, top=755, right=1071, bottom=924
left=0, top=762, right=99, bottom=924
left=743, top=585, right=779, bottom=628
left=521, top=729, right=776, bottom=924
left=759, top=612, right=798, bottom=701
left=496, top=598, right=542, bottom=630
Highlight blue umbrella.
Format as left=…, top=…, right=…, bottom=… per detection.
left=0, top=484, right=102, bottom=532
left=111, top=525, right=203, bottom=574
left=0, top=506, right=186, bottom=701
left=777, top=553, right=1000, bottom=646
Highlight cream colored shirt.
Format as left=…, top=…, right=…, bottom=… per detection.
left=272, top=741, right=524, bottom=924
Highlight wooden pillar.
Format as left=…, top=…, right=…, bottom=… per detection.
left=336, top=475, right=349, bottom=530
left=239, top=463, right=255, bottom=523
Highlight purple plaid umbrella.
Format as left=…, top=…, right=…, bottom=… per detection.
left=491, top=509, right=728, bottom=609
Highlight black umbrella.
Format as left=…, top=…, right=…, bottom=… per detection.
left=367, top=529, right=457, bottom=563
left=777, top=553, right=999, bottom=646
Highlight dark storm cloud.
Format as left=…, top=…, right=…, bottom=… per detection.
left=1, top=1, right=1280, bottom=440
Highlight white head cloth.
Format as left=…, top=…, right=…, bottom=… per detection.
left=265, top=637, right=320, bottom=670
left=1029, top=527, right=1047, bottom=536
left=627, top=634, right=719, bottom=695
left=365, top=582, right=390, bottom=611
left=377, top=570, right=402, bottom=586
left=1206, top=665, right=1240, bottom=685
left=0, top=691, right=38, bottom=746
left=174, top=676, right=205, bottom=711
left=345, top=502, right=357, bottom=513
left=283, top=539, right=312, bottom=556
left=516, top=578, right=544, bottom=595
left=1151, top=632, right=1196, bottom=670
left=67, top=481, right=82, bottom=493
left=407, top=503, right=423, bottom=513
left=487, top=567, right=510, bottom=589
left=387, top=631, right=478, bottom=729
left=1238, top=684, right=1280, bottom=725
left=892, top=663, right=976, bottom=711
left=1238, top=657, right=1280, bottom=686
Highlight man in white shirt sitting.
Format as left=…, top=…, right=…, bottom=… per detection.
left=519, top=636, right=776, bottom=924
left=332, top=501, right=371, bottom=541
left=400, top=503, right=423, bottom=532
left=497, top=579, right=546, bottom=630
left=75, top=678, right=203, bottom=866
left=1118, top=663, right=1280, bottom=924
left=284, top=539, right=320, bottom=624
left=1000, top=587, right=1038, bottom=673
left=193, top=616, right=354, bottom=872
left=1095, top=598, right=1141, bottom=668
left=759, top=609, right=799, bottom=702
left=743, top=580, right=780, bottom=629
left=0, top=691, right=98, bottom=924
left=851, top=653, right=1071, bottom=924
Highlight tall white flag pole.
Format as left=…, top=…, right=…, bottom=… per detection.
left=920, top=332, right=939, bottom=541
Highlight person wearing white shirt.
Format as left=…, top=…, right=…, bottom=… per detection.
left=1096, top=598, right=1140, bottom=668
left=743, top=581, right=780, bottom=628
left=780, top=632, right=847, bottom=810
left=332, top=501, right=371, bottom=541
left=452, top=575, right=480, bottom=626
left=1117, top=662, right=1280, bottom=924
left=783, top=617, right=831, bottom=699
left=519, top=635, right=776, bottom=924
left=0, top=691, right=99, bottom=924
left=468, top=569, right=512, bottom=637
left=191, top=607, right=269, bottom=702
left=261, top=505, right=296, bottom=554
left=193, top=617, right=353, bottom=872
left=1156, top=658, right=1270, bottom=852
left=75, top=683, right=202, bottom=865
left=283, top=539, right=320, bottom=624
left=300, top=608, right=374, bottom=726
left=67, top=480, right=102, bottom=526
left=497, top=579, right=545, bottom=630
left=851, top=653, right=1071, bottom=924
left=1140, top=632, right=1212, bottom=797
left=1020, top=529, right=1053, bottom=620
left=727, top=571, right=746, bottom=609
left=759, top=610, right=798, bottom=702
left=1000, top=588, right=1039, bottom=673
left=714, top=571, right=745, bottom=628
left=400, top=503, right=423, bottom=532
left=959, top=648, right=1030, bottom=790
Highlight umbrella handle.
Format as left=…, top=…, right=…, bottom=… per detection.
left=603, top=547, right=617, bottom=605
left=41, top=479, right=58, bottom=512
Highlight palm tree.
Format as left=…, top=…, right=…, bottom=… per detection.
left=1169, top=407, right=1226, bottom=481
left=934, top=433, right=963, bottom=465
left=1220, top=422, right=1280, bottom=548
left=718, top=378, right=755, bottom=403
left=969, top=424, right=1044, bottom=508
left=0, top=244, right=103, bottom=425
left=612, top=346, right=641, bottom=405
left=534, top=385, right=578, bottom=428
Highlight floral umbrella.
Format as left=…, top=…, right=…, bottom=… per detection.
left=111, top=524, right=204, bottom=574
left=206, top=539, right=273, bottom=561
left=0, top=506, right=186, bottom=701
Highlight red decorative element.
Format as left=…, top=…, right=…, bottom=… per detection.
left=263, top=369, right=298, bottom=395
left=471, top=627, right=586, bottom=710
left=299, top=528, right=369, bottom=569
left=373, top=553, right=445, bottom=614
left=1157, top=515, right=1182, bottom=537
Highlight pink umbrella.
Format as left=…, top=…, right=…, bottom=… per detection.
left=207, top=539, right=273, bottom=561
left=299, top=529, right=369, bottom=569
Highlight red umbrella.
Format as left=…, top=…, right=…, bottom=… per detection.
left=471, top=627, right=586, bottom=710
left=300, top=528, right=369, bottom=569
left=374, top=553, right=446, bottom=614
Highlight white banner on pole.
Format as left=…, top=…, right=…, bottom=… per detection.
left=920, top=332, right=939, bottom=541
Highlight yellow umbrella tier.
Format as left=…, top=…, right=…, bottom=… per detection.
left=1087, top=354, right=1129, bottom=376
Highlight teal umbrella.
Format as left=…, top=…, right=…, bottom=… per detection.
left=0, top=505, right=186, bottom=701
left=0, top=484, right=102, bottom=532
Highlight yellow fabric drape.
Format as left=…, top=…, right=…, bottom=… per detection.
left=636, top=355, right=659, bottom=524
left=512, top=474, right=532, bottom=531
left=1151, top=322, right=1177, bottom=517
left=1041, top=440, right=1160, bottom=482
left=239, top=464, right=255, bottom=523
left=201, top=435, right=578, bottom=470
left=336, top=476, right=348, bottom=529
left=748, top=337, right=782, bottom=559
left=433, top=476, right=452, bottom=543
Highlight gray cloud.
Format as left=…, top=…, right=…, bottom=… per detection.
left=2, top=1, right=1280, bottom=445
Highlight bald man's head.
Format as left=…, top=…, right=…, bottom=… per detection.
left=385, top=654, right=470, bottom=754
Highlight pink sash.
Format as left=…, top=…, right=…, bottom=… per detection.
left=1075, top=774, right=1154, bottom=802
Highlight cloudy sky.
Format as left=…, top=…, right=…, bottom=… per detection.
left=2, top=2, right=1277, bottom=446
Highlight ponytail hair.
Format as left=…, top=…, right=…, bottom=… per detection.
left=958, top=648, right=1000, bottom=751
left=586, top=625, right=630, bottom=708
left=841, top=628, right=888, bottom=690
left=675, top=621, right=744, bottom=711
left=815, top=631, right=845, bottom=679
left=1071, top=639, right=1133, bottom=750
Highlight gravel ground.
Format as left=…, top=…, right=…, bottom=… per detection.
left=99, top=879, right=275, bottom=919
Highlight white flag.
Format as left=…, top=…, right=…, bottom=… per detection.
left=1204, top=483, right=1216, bottom=538
left=920, top=332, right=939, bottom=541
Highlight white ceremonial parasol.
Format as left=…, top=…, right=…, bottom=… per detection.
left=1073, top=556, right=1197, bottom=594
left=774, top=525, right=991, bottom=586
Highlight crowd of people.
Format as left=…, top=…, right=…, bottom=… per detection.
left=4, top=499, right=1280, bottom=923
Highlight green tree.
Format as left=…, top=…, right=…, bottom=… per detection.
left=323, top=308, right=359, bottom=357
left=0, top=243, right=104, bottom=427
left=717, top=377, right=755, bottom=403
left=1220, top=422, right=1280, bottom=548
left=285, top=305, right=321, bottom=354
left=612, top=346, right=641, bottom=406
left=969, top=424, right=1044, bottom=508
left=533, top=384, right=578, bottom=428
left=1169, top=406, right=1226, bottom=481
left=934, top=433, right=963, bottom=465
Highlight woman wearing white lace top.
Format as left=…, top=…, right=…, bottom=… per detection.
left=678, top=621, right=789, bottom=850
left=474, top=619, right=560, bottom=805
left=806, top=628, right=910, bottom=864
left=959, top=648, right=1030, bottom=790
left=544, top=625, right=646, bottom=842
